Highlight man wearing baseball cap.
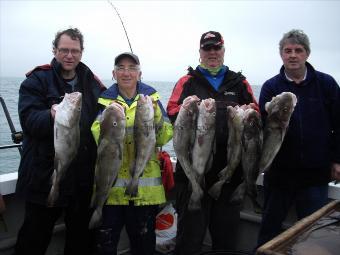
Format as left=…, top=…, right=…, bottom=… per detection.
left=91, top=52, right=173, bottom=254
left=167, top=31, right=259, bottom=254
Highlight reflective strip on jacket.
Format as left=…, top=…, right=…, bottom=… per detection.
left=91, top=83, right=173, bottom=205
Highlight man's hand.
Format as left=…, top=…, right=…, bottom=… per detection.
left=51, top=104, right=58, bottom=119
left=182, top=95, right=200, bottom=110
left=331, top=163, right=340, bottom=182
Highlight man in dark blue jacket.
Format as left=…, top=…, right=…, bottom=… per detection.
left=256, top=29, right=340, bottom=249
left=14, top=28, right=105, bottom=255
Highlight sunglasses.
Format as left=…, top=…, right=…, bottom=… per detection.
left=201, top=45, right=223, bottom=51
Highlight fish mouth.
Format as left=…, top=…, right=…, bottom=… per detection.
left=67, top=92, right=82, bottom=105
left=110, top=102, right=126, bottom=117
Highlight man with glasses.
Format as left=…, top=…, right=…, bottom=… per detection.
left=90, top=52, right=173, bottom=255
left=15, top=28, right=105, bottom=255
left=167, top=31, right=258, bottom=254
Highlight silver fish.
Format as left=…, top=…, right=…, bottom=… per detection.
left=125, top=94, right=156, bottom=197
left=208, top=105, right=245, bottom=200
left=48, top=92, right=82, bottom=207
left=173, top=96, right=200, bottom=210
left=258, top=92, right=297, bottom=174
left=230, top=108, right=263, bottom=213
left=189, top=98, right=216, bottom=210
left=89, top=102, right=126, bottom=229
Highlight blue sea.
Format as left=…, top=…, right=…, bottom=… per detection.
left=0, top=76, right=261, bottom=174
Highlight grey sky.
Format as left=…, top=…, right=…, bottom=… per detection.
left=1, top=0, right=339, bottom=85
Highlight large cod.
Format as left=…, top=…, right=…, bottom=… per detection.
left=48, top=92, right=82, bottom=207
left=89, top=102, right=126, bottom=229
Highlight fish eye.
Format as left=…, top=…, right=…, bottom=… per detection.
left=113, top=121, right=117, bottom=126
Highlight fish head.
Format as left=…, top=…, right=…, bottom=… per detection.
left=106, top=102, right=126, bottom=120
left=100, top=102, right=126, bottom=137
left=68, top=91, right=82, bottom=108
left=227, top=105, right=236, bottom=119
left=201, top=98, right=216, bottom=114
left=227, top=105, right=244, bottom=125
left=181, top=96, right=199, bottom=116
left=268, top=92, right=297, bottom=124
left=136, top=94, right=154, bottom=119
left=243, top=108, right=262, bottom=134
left=55, top=92, right=82, bottom=127
left=235, top=107, right=245, bottom=123
left=198, top=98, right=216, bottom=128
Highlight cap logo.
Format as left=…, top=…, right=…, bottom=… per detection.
left=204, top=33, right=216, bottom=39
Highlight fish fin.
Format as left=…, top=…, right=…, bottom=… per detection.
left=89, top=208, right=102, bottom=229
left=208, top=180, right=224, bottom=200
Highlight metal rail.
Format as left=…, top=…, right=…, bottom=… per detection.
left=0, top=95, right=22, bottom=156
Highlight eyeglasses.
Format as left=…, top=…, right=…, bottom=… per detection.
left=201, top=45, right=223, bottom=52
left=115, top=66, right=140, bottom=74
left=57, top=48, right=82, bottom=56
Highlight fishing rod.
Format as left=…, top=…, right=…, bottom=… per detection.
left=107, top=0, right=134, bottom=53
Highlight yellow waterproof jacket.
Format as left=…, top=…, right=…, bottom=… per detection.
left=91, top=82, right=173, bottom=205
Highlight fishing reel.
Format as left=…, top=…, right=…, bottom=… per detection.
left=11, top=131, right=23, bottom=144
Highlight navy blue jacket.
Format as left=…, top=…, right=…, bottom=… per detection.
left=17, top=58, right=106, bottom=206
left=259, top=62, right=340, bottom=187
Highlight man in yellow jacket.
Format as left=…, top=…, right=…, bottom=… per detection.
left=91, top=52, right=173, bottom=255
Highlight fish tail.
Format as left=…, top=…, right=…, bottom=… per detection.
left=188, top=189, right=203, bottom=211
left=247, top=187, right=262, bottom=214
left=89, top=208, right=102, bottom=229
left=207, top=180, right=224, bottom=200
left=47, top=184, right=59, bottom=207
left=230, top=182, right=246, bottom=204
left=125, top=178, right=139, bottom=197
left=47, top=170, right=58, bottom=207
left=90, top=192, right=97, bottom=208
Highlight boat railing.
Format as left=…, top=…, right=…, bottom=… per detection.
left=0, top=95, right=22, bottom=197
left=0, top=95, right=23, bottom=154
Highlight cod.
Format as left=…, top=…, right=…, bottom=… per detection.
left=48, top=92, right=82, bottom=207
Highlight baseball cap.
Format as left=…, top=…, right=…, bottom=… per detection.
left=114, top=52, right=140, bottom=65
left=200, top=31, right=224, bottom=48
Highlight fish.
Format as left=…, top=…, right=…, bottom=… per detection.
left=208, top=105, right=245, bottom=200
left=230, top=108, right=263, bottom=213
left=189, top=98, right=216, bottom=210
left=258, top=91, right=297, bottom=174
left=172, top=96, right=200, bottom=210
left=47, top=92, right=82, bottom=207
left=125, top=94, right=156, bottom=197
left=89, top=102, right=126, bottom=229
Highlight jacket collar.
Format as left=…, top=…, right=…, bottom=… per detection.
left=100, top=81, right=157, bottom=100
left=280, top=61, right=316, bottom=85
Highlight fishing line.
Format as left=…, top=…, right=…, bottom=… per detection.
left=107, top=0, right=134, bottom=53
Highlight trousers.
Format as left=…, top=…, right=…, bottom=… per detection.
left=95, top=204, right=159, bottom=255
left=256, top=174, right=329, bottom=249
left=14, top=200, right=94, bottom=255
left=174, top=182, right=241, bottom=255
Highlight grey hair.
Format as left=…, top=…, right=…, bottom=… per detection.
left=279, top=29, right=311, bottom=55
